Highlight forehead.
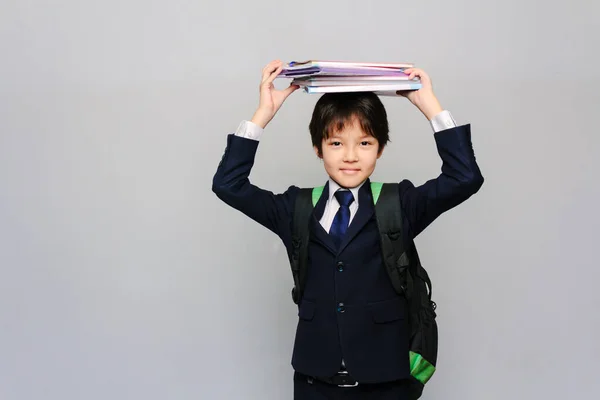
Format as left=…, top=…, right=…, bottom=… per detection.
left=327, top=115, right=372, bottom=138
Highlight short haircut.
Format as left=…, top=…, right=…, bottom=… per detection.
left=309, top=92, right=390, bottom=156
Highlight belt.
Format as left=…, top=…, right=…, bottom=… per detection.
left=310, top=370, right=359, bottom=388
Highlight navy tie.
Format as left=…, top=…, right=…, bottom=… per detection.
left=330, top=190, right=355, bottom=247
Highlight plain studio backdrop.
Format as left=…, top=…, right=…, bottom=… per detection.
left=1, top=1, right=598, bottom=399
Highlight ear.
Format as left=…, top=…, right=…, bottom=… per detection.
left=314, top=145, right=323, bottom=159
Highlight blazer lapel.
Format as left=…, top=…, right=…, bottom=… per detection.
left=337, top=179, right=375, bottom=254
left=310, top=182, right=337, bottom=254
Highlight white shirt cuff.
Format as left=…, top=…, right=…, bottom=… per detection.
left=234, top=120, right=264, bottom=141
left=430, top=110, right=457, bottom=133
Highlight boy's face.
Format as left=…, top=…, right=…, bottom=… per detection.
left=315, top=116, right=383, bottom=189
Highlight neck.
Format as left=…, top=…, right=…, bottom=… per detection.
left=329, top=177, right=367, bottom=190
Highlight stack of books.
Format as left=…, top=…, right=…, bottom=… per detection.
left=277, top=60, right=421, bottom=94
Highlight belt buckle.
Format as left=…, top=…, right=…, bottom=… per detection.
left=336, top=370, right=359, bottom=388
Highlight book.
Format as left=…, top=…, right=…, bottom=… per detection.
left=292, top=75, right=418, bottom=87
left=303, top=82, right=422, bottom=94
left=279, top=66, right=411, bottom=78
left=285, top=60, right=414, bottom=69
left=277, top=59, right=421, bottom=94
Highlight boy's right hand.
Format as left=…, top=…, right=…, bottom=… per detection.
left=251, top=60, right=300, bottom=129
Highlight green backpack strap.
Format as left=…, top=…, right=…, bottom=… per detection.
left=311, top=186, right=325, bottom=207
left=370, top=182, right=384, bottom=204
left=311, top=182, right=383, bottom=207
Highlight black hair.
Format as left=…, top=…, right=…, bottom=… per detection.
left=309, top=92, right=390, bottom=156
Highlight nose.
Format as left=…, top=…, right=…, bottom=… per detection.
left=343, top=145, right=359, bottom=162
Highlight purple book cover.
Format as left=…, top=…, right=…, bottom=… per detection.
left=278, top=66, right=409, bottom=78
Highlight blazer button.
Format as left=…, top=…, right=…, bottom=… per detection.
left=337, top=302, right=345, bottom=313
left=337, top=261, right=344, bottom=272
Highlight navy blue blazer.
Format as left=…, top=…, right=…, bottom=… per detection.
left=212, top=124, right=483, bottom=382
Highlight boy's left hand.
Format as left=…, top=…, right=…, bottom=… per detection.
left=397, top=68, right=444, bottom=121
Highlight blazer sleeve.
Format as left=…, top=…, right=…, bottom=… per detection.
left=399, top=124, right=484, bottom=240
left=212, top=134, right=299, bottom=240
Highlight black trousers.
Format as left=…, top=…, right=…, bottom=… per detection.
left=294, top=372, right=409, bottom=400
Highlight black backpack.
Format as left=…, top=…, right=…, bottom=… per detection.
left=288, top=182, right=438, bottom=400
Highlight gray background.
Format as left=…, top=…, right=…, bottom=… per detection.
left=1, top=1, right=598, bottom=399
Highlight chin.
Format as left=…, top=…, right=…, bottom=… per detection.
left=334, top=174, right=368, bottom=189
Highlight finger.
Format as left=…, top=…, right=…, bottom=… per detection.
left=405, top=68, right=424, bottom=80
left=261, top=67, right=271, bottom=83
left=262, top=60, right=282, bottom=82
left=403, top=69, right=416, bottom=80
left=264, top=64, right=284, bottom=86
left=262, top=60, right=275, bottom=75
left=262, top=59, right=281, bottom=71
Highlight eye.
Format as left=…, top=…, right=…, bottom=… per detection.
left=331, top=141, right=342, bottom=146
left=361, top=141, right=372, bottom=146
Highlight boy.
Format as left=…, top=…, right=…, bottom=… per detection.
left=212, top=60, right=484, bottom=399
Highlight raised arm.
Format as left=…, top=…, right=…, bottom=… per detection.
left=396, top=68, right=484, bottom=238
left=212, top=60, right=300, bottom=237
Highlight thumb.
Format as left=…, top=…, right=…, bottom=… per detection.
left=283, top=84, right=300, bottom=98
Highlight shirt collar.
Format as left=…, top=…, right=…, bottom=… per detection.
left=327, top=177, right=365, bottom=207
